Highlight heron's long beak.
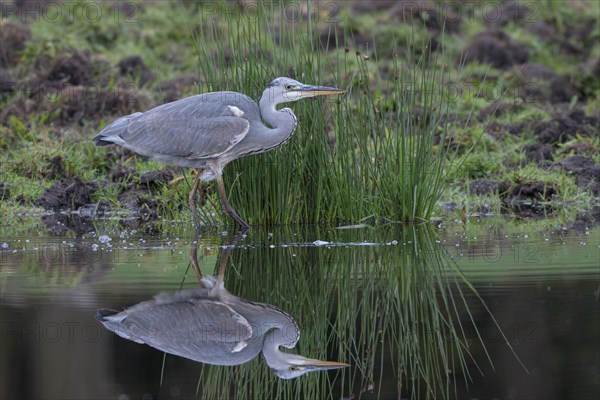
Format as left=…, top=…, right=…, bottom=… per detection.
left=297, top=357, right=350, bottom=371
left=298, top=84, right=345, bottom=98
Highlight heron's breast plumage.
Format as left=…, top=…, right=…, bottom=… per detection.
left=235, top=108, right=298, bottom=158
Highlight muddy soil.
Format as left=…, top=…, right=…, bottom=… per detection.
left=469, top=151, right=600, bottom=201
left=34, top=167, right=178, bottom=224
left=117, top=189, right=159, bottom=216
left=524, top=143, right=554, bottom=164
left=553, top=155, right=600, bottom=195
left=461, top=30, right=528, bottom=69
left=568, top=205, right=600, bottom=231
left=109, top=165, right=136, bottom=183
left=138, top=168, right=176, bottom=188
left=35, top=178, right=98, bottom=211
left=0, top=21, right=31, bottom=68
left=0, top=183, right=10, bottom=199
left=509, top=63, right=578, bottom=104
left=0, top=69, right=15, bottom=94
left=0, top=47, right=152, bottom=127
left=469, top=179, right=556, bottom=203
left=118, top=56, right=155, bottom=86
left=158, top=74, right=198, bottom=102
left=469, top=178, right=560, bottom=217
left=41, top=214, right=95, bottom=236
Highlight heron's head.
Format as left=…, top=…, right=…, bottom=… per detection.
left=268, top=352, right=349, bottom=379
left=264, top=77, right=345, bottom=105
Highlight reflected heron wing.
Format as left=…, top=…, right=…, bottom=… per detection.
left=118, top=299, right=253, bottom=345
left=107, top=299, right=255, bottom=363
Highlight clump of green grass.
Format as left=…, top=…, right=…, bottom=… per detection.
left=505, top=163, right=584, bottom=203
left=182, top=1, right=482, bottom=226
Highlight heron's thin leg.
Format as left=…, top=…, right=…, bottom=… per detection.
left=216, top=173, right=250, bottom=229
left=189, top=230, right=203, bottom=284
left=214, top=229, right=246, bottom=288
left=188, top=171, right=202, bottom=231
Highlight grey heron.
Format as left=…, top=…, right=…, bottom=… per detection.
left=93, top=77, right=345, bottom=229
left=96, top=275, right=349, bottom=379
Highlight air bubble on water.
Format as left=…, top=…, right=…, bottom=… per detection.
left=99, top=235, right=112, bottom=243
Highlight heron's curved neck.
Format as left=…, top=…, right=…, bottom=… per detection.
left=259, top=307, right=299, bottom=368
left=262, top=327, right=296, bottom=369
left=258, top=94, right=298, bottom=149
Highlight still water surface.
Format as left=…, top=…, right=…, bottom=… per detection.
left=1, top=219, right=598, bottom=399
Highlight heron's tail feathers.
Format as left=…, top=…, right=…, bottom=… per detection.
left=96, top=308, right=121, bottom=321
left=93, top=112, right=142, bottom=146
left=200, top=276, right=217, bottom=289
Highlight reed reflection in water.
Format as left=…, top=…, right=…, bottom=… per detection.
left=2, top=221, right=595, bottom=398
left=147, top=224, right=503, bottom=399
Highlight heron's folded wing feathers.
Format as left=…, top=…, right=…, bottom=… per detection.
left=120, top=114, right=250, bottom=159
left=118, top=299, right=253, bottom=348
left=94, top=91, right=259, bottom=158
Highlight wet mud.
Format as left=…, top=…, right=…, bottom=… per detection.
left=0, top=22, right=154, bottom=126
left=462, top=30, right=528, bottom=69
left=33, top=166, right=180, bottom=228
left=553, top=155, right=600, bottom=195
left=0, top=21, right=31, bottom=68
left=35, top=178, right=98, bottom=211
left=158, top=74, right=198, bottom=103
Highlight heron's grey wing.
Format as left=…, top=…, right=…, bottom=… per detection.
left=119, top=114, right=249, bottom=159
left=115, top=299, right=253, bottom=361
left=94, top=91, right=259, bottom=159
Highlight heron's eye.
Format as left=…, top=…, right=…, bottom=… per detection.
left=285, top=84, right=294, bottom=90
left=289, top=366, right=304, bottom=372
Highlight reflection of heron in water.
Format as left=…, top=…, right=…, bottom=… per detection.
left=97, top=231, right=348, bottom=379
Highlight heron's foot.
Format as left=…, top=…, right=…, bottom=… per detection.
left=222, top=205, right=250, bottom=230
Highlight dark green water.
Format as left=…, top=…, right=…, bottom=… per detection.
left=1, top=219, right=598, bottom=399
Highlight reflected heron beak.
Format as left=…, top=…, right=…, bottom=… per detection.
left=296, top=357, right=350, bottom=371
